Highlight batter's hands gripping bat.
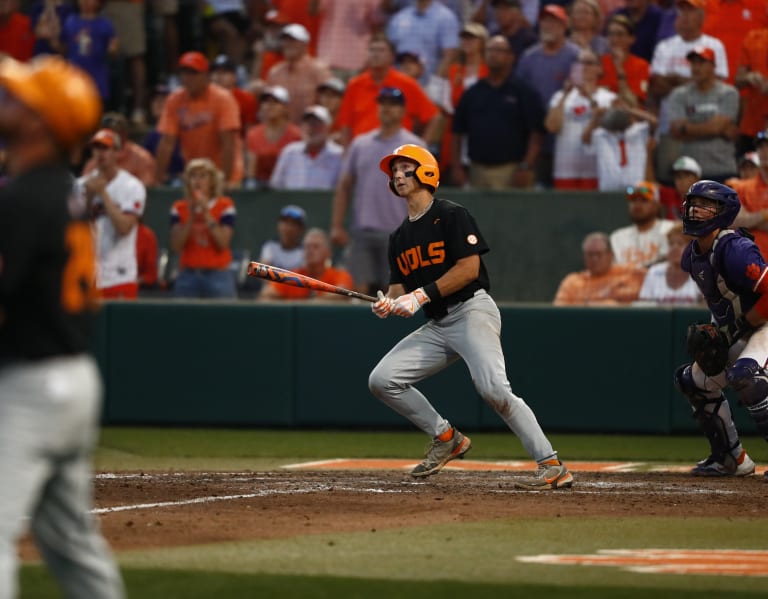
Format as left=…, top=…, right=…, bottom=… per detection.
left=247, top=262, right=377, bottom=302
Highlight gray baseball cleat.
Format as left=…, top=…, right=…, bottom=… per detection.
left=411, top=428, right=471, bottom=478
left=514, top=459, right=574, bottom=490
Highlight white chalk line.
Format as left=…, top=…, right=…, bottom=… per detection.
left=92, top=472, right=739, bottom=514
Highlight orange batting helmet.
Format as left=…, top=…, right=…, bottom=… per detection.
left=0, top=56, right=102, bottom=148
left=379, top=144, right=440, bottom=195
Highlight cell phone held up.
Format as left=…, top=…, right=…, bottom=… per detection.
left=569, top=62, right=584, bottom=87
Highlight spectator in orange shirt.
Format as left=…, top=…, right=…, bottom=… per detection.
left=337, top=33, right=441, bottom=148
left=244, top=85, right=302, bottom=189
left=553, top=231, right=647, bottom=306
left=703, top=0, right=768, bottom=86
left=170, top=158, right=237, bottom=299
left=265, top=23, right=332, bottom=124
left=731, top=130, right=768, bottom=258
left=599, top=15, right=650, bottom=108
left=0, top=0, right=34, bottom=61
left=81, top=112, right=157, bottom=187
left=155, top=51, right=241, bottom=187
left=734, top=12, right=768, bottom=155
left=259, top=227, right=354, bottom=302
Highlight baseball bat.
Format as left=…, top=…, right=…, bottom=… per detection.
left=247, top=262, right=377, bottom=302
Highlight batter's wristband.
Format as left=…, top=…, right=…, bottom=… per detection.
left=423, top=282, right=441, bottom=302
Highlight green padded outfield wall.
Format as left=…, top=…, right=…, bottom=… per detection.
left=98, top=302, right=760, bottom=435
left=144, top=188, right=630, bottom=302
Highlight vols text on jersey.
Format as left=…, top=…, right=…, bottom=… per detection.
left=396, top=241, right=446, bottom=276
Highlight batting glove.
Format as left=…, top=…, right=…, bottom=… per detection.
left=392, top=288, right=430, bottom=318
left=372, top=291, right=394, bottom=319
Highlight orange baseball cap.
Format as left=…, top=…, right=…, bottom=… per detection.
left=89, top=128, right=121, bottom=149
left=178, top=51, right=209, bottom=72
left=0, top=56, right=101, bottom=148
left=686, top=46, right=715, bottom=64
left=539, top=4, right=568, bottom=24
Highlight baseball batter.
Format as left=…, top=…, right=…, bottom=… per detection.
left=369, top=144, right=573, bottom=490
left=676, top=180, right=768, bottom=478
left=0, top=57, right=124, bottom=598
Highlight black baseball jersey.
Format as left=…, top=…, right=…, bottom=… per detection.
left=387, top=198, right=490, bottom=320
left=0, top=163, right=97, bottom=363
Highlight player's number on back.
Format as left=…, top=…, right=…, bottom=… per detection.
left=61, top=222, right=98, bottom=313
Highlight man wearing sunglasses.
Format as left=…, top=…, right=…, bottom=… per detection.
left=610, top=180, right=675, bottom=268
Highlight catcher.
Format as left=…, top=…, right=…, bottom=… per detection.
left=676, top=180, right=768, bottom=478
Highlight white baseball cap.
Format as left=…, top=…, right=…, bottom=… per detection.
left=260, top=85, right=290, bottom=104
left=281, top=23, right=310, bottom=43
left=739, top=152, right=760, bottom=168
left=302, top=104, right=331, bottom=125
left=672, top=155, right=702, bottom=177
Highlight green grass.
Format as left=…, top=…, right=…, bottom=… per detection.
left=20, top=569, right=767, bottom=599
left=22, top=518, right=768, bottom=598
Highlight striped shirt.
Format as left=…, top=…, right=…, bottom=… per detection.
left=270, top=141, right=344, bottom=190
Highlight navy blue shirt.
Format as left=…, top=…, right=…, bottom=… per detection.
left=608, top=5, right=664, bottom=62
left=682, top=230, right=767, bottom=327
left=452, top=76, right=544, bottom=165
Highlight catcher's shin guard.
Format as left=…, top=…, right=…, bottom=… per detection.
left=675, top=364, right=741, bottom=466
left=727, top=358, right=768, bottom=438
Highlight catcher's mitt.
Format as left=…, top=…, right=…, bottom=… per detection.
left=686, top=323, right=729, bottom=376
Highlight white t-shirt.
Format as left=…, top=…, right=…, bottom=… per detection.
left=587, top=122, right=650, bottom=191
left=650, top=33, right=728, bottom=135
left=258, top=240, right=305, bottom=271
left=549, top=86, right=617, bottom=180
left=638, top=262, right=703, bottom=305
left=78, top=169, right=146, bottom=289
left=610, top=219, right=676, bottom=268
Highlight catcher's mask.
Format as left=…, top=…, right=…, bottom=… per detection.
left=682, top=180, right=740, bottom=237
left=379, top=144, right=439, bottom=196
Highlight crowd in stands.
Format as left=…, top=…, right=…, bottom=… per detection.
left=1, top=0, right=768, bottom=303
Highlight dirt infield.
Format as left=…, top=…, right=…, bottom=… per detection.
left=51, top=466, right=768, bottom=554
left=19, top=462, right=766, bottom=561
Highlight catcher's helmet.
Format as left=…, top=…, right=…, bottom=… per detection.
left=379, top=144, right=439, bottom=195
left=682, top=180, right=740, bottom=237
left=0, top=56, right=102, bottom=148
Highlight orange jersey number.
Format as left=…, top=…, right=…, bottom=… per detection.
left=61, top=221, right=98, bottom=313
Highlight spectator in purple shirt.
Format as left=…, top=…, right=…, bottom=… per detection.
left=607, top=0, right=665, bottom=62
left=59, top=0, right=118, bottom=101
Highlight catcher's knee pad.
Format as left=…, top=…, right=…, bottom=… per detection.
left=674, top=364, right=717, bottom=404
left=726, top=358, right=768, bottom=407
left=727, top=358, right=768, bottom=435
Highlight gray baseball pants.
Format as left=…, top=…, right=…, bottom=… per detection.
left=369, top=290, right=557, bottom=462
left=0, top=355, right=124, bottom=599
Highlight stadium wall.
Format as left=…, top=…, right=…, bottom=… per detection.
left=96, top=303, right=753, bottom=434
